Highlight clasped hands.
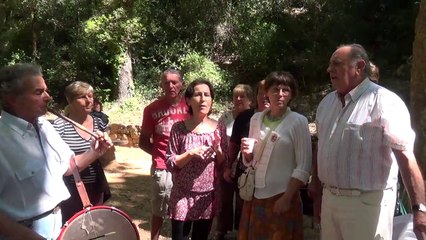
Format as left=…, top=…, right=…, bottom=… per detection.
left=189, top=130, right=222, bottom=160
left=190, top=146, right=217, bottom=160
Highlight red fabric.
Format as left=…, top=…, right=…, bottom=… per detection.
left=141, top=97, right=189, bottom=169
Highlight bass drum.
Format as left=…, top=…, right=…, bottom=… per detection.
left=57, top=206, right=140, bottom=240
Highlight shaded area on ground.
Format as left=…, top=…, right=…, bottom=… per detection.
left=101, top=146, right=319, bottom=240
left=102, top=146, right=172, bottom=240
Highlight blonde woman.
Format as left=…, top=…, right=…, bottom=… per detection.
left=53, top=81, right=111, bottom=224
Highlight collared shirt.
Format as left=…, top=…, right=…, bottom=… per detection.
left=316, top=78, right=415, bottom=191
left=0, top=111, right=72, bottom=221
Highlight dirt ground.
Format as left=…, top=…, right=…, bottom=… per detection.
left=102, top=146, right=173, bottom=240
left=102, top=146, right=320, bottom=240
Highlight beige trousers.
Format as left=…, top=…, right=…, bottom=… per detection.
left=321, top=187, right=396, bottom=240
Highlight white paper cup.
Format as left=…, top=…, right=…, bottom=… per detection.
left=242, top=137, right=256, bottom=153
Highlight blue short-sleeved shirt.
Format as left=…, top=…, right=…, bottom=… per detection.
left=0, top=111, right=72, bottom=221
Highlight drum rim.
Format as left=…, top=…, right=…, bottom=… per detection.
left=57, top=205, right=140, bottom=240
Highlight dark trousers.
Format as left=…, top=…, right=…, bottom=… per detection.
left=171, top=219, right=213, bottom=240
left=217, top=175, right=243, bottom=234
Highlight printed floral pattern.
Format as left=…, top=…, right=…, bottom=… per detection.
left=166, top=120, right=228, bottom=221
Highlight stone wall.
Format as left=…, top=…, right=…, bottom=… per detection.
left=109, top=123, right=141, bottom=147
left=109, top=122, right=318, bottom=148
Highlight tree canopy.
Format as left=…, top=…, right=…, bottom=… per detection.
left=0, top=0, right=420, bottom=105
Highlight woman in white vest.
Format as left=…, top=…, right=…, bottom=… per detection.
left=239, top=71, right=312, bottom=240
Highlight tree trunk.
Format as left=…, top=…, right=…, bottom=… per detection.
left=31, top=5, right=37, bottom=60
left=411, top=0, right=426, bottom=171
left=117, top=48, right=134, bottom=102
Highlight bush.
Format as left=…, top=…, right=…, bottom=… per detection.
left=181, top=51, right=233, bottom=103
left=104, top=90, right=149, bottom=125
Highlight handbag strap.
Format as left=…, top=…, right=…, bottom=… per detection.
left=252, top=130, right=272, bottom=169
left=70, top=156, right=93, bottom=208
left=252, top=109, right=290, bottom=169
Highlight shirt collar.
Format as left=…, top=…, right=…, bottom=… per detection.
left=348, top=77, right=371, bottom=102
left=0, top=110, right=45, bottom=136
left=334, top=77, right=371, bottom=104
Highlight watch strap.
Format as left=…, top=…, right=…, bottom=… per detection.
left=412, top=204, right=426, bottom=212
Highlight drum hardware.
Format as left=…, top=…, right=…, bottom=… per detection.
left=58, top=206, right=139, bottom=240
left=87, top=231, right=116, bottom=240
left=56, top=150, right=139, bottom=239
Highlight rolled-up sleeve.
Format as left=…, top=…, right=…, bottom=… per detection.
left=291, top=116, right=312, bottom=184
left=380, top=92, right=415, bottom=151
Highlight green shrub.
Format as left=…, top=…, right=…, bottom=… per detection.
left=181, top=51, right=232, bottom=103
left=104, top=90, right=149, bottom=125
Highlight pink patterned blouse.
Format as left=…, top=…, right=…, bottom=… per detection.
left=166, top=120, right=228, bottom=221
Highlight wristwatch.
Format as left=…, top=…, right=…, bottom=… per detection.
left=412, top=203, right=426, bottom=212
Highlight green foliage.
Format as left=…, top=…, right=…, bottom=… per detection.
left=181, top=52, right=232, bottom=102
left=118, top=93, right=145, bottom=113
left=84, top=8, right=144, bottom=47
left=0, top=0, right=420, bottom=110
left=133, top=41, right=192, bottom=100
left=5, top=50, right=32, bottom=64
left=216, top=0, right=419, bottom=93
left=104, top=90, right=148, bottom=125
left=78, top=7, right=144, bottom=100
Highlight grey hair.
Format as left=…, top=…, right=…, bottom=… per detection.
left=338, top=43, right=372, bottom=77
left=0, top=63, right=42, bottom=108
left=161, top=68, right=183, bottom=82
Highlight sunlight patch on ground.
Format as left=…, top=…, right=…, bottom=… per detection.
left=104, top=146, right=152, bottom=176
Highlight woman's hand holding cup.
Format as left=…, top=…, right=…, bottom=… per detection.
left=241, top=137, right=256, bottom=162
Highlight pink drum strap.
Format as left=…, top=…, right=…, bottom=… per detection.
left=71, top=156, right=92, bottom=208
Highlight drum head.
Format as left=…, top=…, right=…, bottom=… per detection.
left=58, top=206, right=139, bottom=240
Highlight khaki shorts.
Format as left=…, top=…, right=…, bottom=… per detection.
left=151, top=169, right=173, bottom=218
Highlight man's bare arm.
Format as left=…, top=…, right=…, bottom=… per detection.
left=139, top=129, right=153, bottom=155
left=394, top=149, right=426, bottom=239
left=0, top=211, right=44, bottom=240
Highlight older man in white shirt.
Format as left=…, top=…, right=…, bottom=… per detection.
left=310, top=44, right=426, bottom=240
